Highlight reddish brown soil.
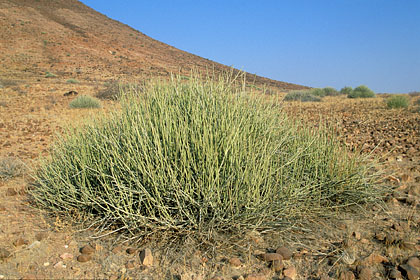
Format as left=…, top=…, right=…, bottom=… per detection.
left=0, top=1, right=419, bottom=279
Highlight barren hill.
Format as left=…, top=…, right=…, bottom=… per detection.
left=0, top=0, right=307, bottom=90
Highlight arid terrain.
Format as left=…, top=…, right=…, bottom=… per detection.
left=1, top=0, right=419, bottom=279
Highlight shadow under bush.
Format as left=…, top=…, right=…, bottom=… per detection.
left=31, top=75, right=382, bottom=239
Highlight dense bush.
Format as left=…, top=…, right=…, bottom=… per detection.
left=69, top=95, right=101, bottom=109
left=348, top=85, right=375, bottom=98
left=386, top=95, right=409, bottom=109
left=322, top=87, right=339, bottom=96
left=340, top=86, right=353, bottom=95
left=284, top=90, right=322, bottom=102
left=32, top=76, right=380, bottom=239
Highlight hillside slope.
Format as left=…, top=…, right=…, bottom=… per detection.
left=0, top=0, right=307, bottom=90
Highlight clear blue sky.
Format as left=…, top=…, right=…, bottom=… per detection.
left=80, top=0, right=420, bottom=93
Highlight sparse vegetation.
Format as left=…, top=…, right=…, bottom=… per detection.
left=386, top=95, right=409, bottom=109
left=284, top=87, right=339, bottom=101
left=45, top=71, right=57, bottom=78
left=348, top=85, right=375, bottom=98
left=0, top=79, right=21, bottom=87
left=69, top=95, right=101, bottom=109
left=0, top=157, right=26, bottom=180
left=66, top=78, right=79, bottom=84
left=32, top=76, right=380, bottom=240
left=284, top=90, right=322, bottom=102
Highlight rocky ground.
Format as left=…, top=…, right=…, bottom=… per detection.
left=0, top=80, right=419, bottom=279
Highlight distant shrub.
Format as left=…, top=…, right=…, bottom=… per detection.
left=340, top=86, right=353, bottom=95
left=96, top=80, right=145, bottom=100
left=408, top=91, right=420, bottom=97
left=348, top=85, right=375, bottom=98
left=96, top=80, right=121, bottom=100
left=66, top=79, right=79, bottom=84
left=0, top=79, right=20, bottom=87
left=69, top=95, right=101, bottom=109
left=386, top=95, right=409, bottom=109
left=415, top=98, right=420, bottom=106
left=284, top=90, right=322, bottom=102
left=45, top=72, right=57, bottom=78
left=322, top=87, right=339, bottom=96
left=0, top=157, right=26, bottom=180
left=310, top=88, right=326, bottom=97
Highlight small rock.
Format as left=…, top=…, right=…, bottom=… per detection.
left=13, top=238, right=28, bottom=247
left=0, top=205, right=6, bottom=212
left=126, top=248, right=136, bottom=255
left=77, top=254, right=91, bottom=263
left=80, top=245, right=95, bottom=255
left=357, top=266, right=373, bottom=280
left=339, top=271, right=355, bottom=280
left=60, top=253, right=73, bottom=260
left=0, top=274, right=4, bottom=279
left=271, top=259, right=284, bottom=272
left=0, top=247, right=11, bottom=260
left=407, top=257, right=420, bottom=270
left=259, top=252, right=283, bottom=262
left=125, top=261, right=135, bottom=269
left=389, top=268, right=402, bottom=279
left=283, top=266, right=297, bottom=279
left=6, top=188, right=17, bottom=196
left=399, top=264, right=420, bottom=280
left=352, top=231, right=361, bottom=240
left=229, top=257, right=242, bottom=267
left=43, top=262, right=50, bottom=267
left=111, top=245, right=122, bottom=254
left=360, top=238, right=369, bottom=244
left=54, top=261, right=64, bottom=268
left=245, top=273, right=266, bottom=280
left=375, top=232, right=386, bottom=241
left=276, top=246, right=293, bottom=260
left=362, top=253, right=388, bottom=266
left=139, top=248, right=153, bottom=266
left=109, top=275, right=119, bottom=280
left=35, top=232, right=47, bottom=241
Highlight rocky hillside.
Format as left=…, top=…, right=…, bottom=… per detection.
left=0, top=0, right=307, bottom=90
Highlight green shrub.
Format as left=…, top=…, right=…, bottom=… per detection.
left=0, top=157, right=26, bottom=180
left=69, top=95, right=101, bottom=109
left=310, top=88, right=326, bottom=97
left=66, top=79, right=79, bottom=84
left=322, top=87, right=339, bottom=96
left=32, top=76, right=381, bottom=239
left=340, top=86, right=353, bottom=95
left=348, top=85, right=375, bottom=98
left=386, top=95, right=409, bottom=109
left=45, top=72, right=57, bottom=78
left=284, top=90, right=322, bottom=102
